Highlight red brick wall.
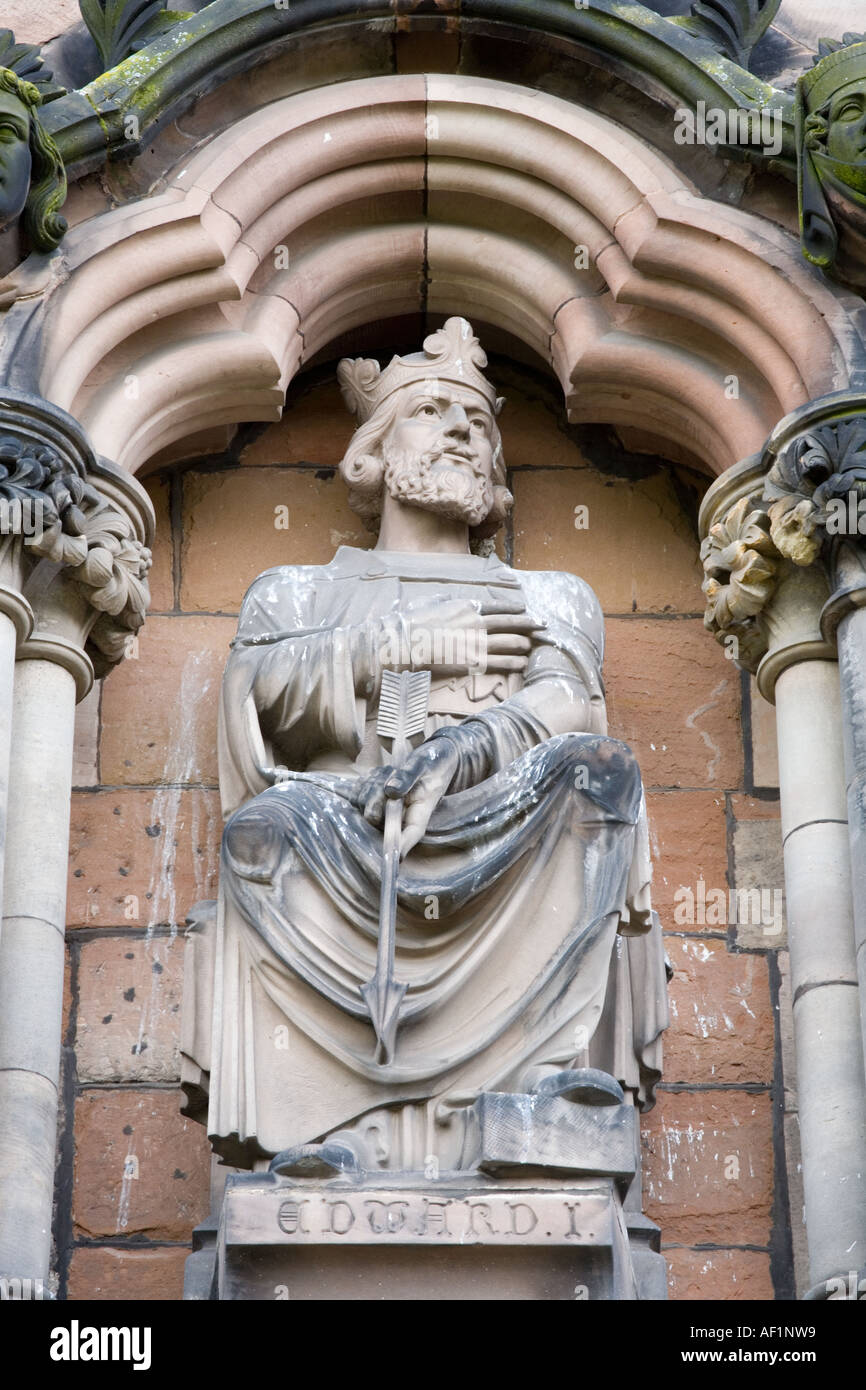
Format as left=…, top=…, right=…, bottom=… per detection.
left=58, top=366, right=788, bottom=1300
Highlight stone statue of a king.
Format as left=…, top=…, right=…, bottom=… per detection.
left=181, top=319, right=668, bottom=1199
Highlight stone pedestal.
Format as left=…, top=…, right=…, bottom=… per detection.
left=212, top=1175, right=655, bottom=1301
left=186, top=1094, right=666, bottom=1301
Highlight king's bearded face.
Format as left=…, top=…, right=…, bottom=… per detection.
left=381, top=384, right=497, bottom=527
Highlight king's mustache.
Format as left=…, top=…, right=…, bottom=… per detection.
left=424, top=440, right=486, bottom=477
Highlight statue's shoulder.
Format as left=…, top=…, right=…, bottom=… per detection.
left=241, top=548, right=370, bottom=596
left=236, top=560, right=339, bottom=637
left=242, top=561, right=327, bottom=592
left=510, top=565, right=604, bottom=660
left=511, top=565, right=602, bottom=619
left=239, top=562, right=327, bottom=602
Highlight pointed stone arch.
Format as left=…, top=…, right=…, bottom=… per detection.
left=8, top=73, right=866, bottom=476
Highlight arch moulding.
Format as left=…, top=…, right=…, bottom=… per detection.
left=5, top=53, right=866, bottom=1307
left=5, top=73, right=866, bottom=479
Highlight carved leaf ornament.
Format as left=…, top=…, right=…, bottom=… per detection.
left=0, top=29, right=64, bottom=99
left=701, top=495, right=777, bottom=630
left=685, top=0, right=781, bottom=67
left=702, top=416, right=866, bottom=666
left=80, top=0, right=169, bottom=71
left=0, top=432, right=150, bottom=670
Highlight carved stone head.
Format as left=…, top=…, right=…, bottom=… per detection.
left=798, top=36, right=866, bottom=267
left=0, top=67, right=66, bottom=253
left=822, top=77, right=866, bottom=167
left=337, top=318, right=513, bottom=541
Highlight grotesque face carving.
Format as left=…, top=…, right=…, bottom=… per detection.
left=0, top=88, right=32, bottom=227
left=381, top=382, right=497, bottom=528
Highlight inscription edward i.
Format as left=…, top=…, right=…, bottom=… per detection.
left=273, top=1193, right=605, bottom=1245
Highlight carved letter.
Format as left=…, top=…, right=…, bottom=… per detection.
left=278, top=1199, right=310, bottom=1235
left=467, top=1202, right=498, bottom=1237
left=365, top=1200, right=409, bottom=1235
left=324, top=1200, right=355, bottom=1235
left=421, top=1200, right=451, bottom=1237
left=506, top=1201, right=537, bottom=1236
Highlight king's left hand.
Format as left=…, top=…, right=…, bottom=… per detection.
left=353, top=740, right=460, bottom=857
left=384, top=739, right=461, bottom=856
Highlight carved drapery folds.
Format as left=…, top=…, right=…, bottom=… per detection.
left=701, top=395, right=866, bottom=681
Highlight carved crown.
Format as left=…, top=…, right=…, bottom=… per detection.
left=800, top=38, right=866, bottom=114
left=337, top=317, right=500, bottom=424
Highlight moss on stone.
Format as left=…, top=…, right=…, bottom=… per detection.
left=50, top=0, right=800, bottom=181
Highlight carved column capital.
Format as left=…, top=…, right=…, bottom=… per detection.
left=0, top=390, right=153, bottom=697
left=698, top=454, right=833, bottom=703
left=0, top=389, right=92, bottom=640
left=700, top=458, right=779, bottom=675
left=697, top=391, right=866, bottom=699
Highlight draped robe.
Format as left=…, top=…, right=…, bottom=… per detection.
left=188, top=546, right=668, bottom=1169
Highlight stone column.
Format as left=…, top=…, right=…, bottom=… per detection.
left=759, top=394, right=866, bottom=1090
left=700, top=443, right=866, bottom=1294
left=0, top=393, right=102, bottom=929
left=822, top=550, right=866, bottom=1092
left=0, top=427, right=153, bottom=1286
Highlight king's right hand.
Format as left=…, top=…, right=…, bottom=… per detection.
left=379, top=596, right=545, bottom=678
